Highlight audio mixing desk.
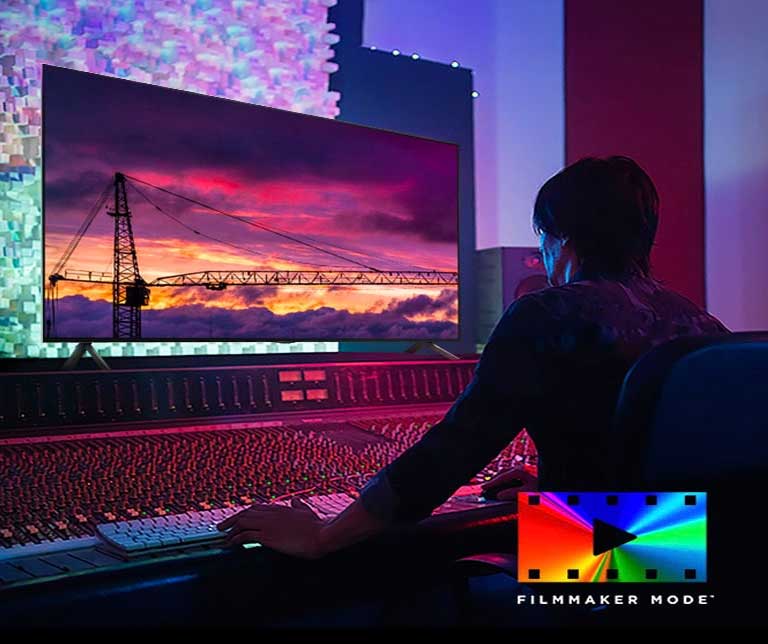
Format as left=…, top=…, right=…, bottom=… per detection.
left=0, top=354, right=531, bottom=626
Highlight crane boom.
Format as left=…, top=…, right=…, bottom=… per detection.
left=149, top=270, right=458, bottom=288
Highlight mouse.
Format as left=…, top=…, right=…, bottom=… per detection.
left=481, top=477, right=525, bottom=501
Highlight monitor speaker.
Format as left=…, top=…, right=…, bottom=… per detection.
left=475, top=247, right=548, bottom=347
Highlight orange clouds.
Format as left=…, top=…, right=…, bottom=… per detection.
left=51, top=280, right=458, bottom=325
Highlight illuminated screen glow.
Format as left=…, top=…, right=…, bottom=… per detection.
left=43, top=66, right=459, bottom=341
left=518, top=491, right=707, bottom=582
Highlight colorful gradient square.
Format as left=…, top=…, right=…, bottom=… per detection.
left=518, top=492, right=707, bottom=582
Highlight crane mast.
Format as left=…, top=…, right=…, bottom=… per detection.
left=109, top=172, right=149, bottom=339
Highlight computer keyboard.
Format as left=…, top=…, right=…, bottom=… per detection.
left=95, top=493, right=357, bottom=557
left=273, top=492, right=357, bottom=520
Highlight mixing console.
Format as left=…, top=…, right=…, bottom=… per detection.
left=0, top=357, right=535, bottom=595
left=0, top=359, right=480, bottom=436
left=0, top=409, right=537, bottom=555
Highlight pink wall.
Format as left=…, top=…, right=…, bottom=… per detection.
left=565, top=0, right=705, bottom=306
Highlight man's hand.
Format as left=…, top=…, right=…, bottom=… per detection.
left=481, top=467, right=538, bottom=501
left=217, top=498, right=328, bottom=559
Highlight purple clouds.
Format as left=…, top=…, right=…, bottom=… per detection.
left=52, top=295, right=458, bottom=340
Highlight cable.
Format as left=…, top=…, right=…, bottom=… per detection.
left=125, top=174, right=383, bottom=272
left=131, top=177, right=434, bottom=272
left=128, top=182, right=269, bottom=259
left=127, top=182, right=350, bottom=270
left=126, top=175, right=435, bottom=273
left=229, top=211, right=432, bottom=272
left=50, top=180, right=112, bottom=277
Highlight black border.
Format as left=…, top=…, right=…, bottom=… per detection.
left=40, top=64, right=461, bottom=344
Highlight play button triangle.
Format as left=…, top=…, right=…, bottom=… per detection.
left=593, top=518, right=637, bottom=556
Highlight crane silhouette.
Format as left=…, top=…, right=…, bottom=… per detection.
left=47, top=172, right=459, bottom=340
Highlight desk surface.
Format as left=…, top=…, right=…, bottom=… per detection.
left=0, top=503, right=518, bottom=628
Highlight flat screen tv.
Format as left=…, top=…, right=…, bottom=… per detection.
left=42, top=65, right=459, bottom=342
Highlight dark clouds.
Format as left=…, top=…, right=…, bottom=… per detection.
left=51, top=295, right=459, bottom=340
left=52, top=295, right=112, bottom=337
left=43, top=66, right=457, bottom=191
left=44, top=170, right=112, bottom=212
left=387, top=288, right=458, bottom=317
left=336, top=207, right=456, bottom=244
left=235, top=286, right=279, bottom=305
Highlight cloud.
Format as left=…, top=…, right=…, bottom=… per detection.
left=44, top=170, right=113, bottom=211
left=235, top=286, right=279, bottom=305
left=50, top=295, right=459, bottom=340
left=387, top=288, right=458, bottom=317
left=50, top=295, right=113, bottom=337
left=334, top=203, right=457, bottom=245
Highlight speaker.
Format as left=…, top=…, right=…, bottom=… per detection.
left=475, top=247, right=548, bottom=347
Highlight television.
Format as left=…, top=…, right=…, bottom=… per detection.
left=42, top=65, right=459, bottom=342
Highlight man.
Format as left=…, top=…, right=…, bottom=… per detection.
left=218, top=156, right=729, bottom=557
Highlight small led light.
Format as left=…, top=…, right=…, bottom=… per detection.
left=392, top=49, right=401, bottom=56
left=450, top=61, right=460, bottom=68
left=411, top=53, right=420, bottom=60
left=471, top=90, right=480, bottom=98
left=370, top=45, right=377, bottom=50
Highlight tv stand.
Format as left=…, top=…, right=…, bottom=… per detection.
left=404, top=341, right=460, bottom=360
left=61, top=343, right=111, bottom=371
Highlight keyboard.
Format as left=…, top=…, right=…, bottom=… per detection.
left=273, top=492, right=358, bottom=519
left=95, top=493, right=357, bottom=557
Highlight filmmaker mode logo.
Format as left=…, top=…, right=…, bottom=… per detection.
left=518, top=492, right=707, bottom=582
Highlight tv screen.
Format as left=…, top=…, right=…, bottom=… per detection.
left=42, top=66, right=459, bottom=342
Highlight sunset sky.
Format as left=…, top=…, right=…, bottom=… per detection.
left=43, top=66, right=459, bottom=340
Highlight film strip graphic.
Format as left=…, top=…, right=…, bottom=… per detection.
left=518, top=492, right=707, bottom=582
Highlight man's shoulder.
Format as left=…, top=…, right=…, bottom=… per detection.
left=508, top=281, right=601, bottom=321
left=494, top=285, right=589, bottom=338
left=505, top=277, right=728, bottom=334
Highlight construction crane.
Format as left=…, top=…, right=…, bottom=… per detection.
left=48, top=172, right=149, bottom=339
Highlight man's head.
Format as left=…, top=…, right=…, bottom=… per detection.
left=533, top=156, right=659, bottom=286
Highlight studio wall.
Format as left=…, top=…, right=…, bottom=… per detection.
left=364, top=0, right=565, bottom=251
left=0, top=0, right=339, bottom=358
left=704, top=0, right=768, bottom=330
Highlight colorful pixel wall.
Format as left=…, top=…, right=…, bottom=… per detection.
left=0, top=0, right=340, bottom=358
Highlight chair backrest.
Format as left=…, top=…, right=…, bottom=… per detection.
left=612, top=332, right=768, bottom=625
left=612, top=332, right=768, bottom=489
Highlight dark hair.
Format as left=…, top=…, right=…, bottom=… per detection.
left=532, top=156, right=659, bottom=277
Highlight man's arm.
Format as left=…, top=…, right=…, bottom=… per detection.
left=219, top=295, right=552, bottom=557
left=356, top=298, right=550, bottom=525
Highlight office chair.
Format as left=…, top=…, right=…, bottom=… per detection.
left=610, top=332, right=768, bottom=487
left=452, top=332, right=768, bottom=627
